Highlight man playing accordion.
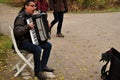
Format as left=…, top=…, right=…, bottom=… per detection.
left=13, top=0, right=54, bottom=80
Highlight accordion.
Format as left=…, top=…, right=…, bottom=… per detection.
left=26, top=13, right=50, bottom=45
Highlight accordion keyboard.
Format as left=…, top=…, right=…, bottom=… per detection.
left=30, top=29, right=39, bottom=45
left=26, top=18, right=39, bottom=45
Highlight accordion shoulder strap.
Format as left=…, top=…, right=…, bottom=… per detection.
left=100, top=48, right=113, bottom=80
left=101, top=60, right=110, bottom=79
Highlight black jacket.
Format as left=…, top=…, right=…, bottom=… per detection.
left=14, top=11, right=32, bottom=48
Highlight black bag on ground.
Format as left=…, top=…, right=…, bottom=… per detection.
left=100, top=47, right=120, bottom=80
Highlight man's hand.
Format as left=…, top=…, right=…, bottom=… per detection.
left=28, top=22, right=35, bottom=29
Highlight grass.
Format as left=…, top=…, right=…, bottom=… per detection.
left=0, top=34, right=26, bottom=80
left=0, top=33, right=12, bottom=53
left=0, top=33, right=12, bottom=71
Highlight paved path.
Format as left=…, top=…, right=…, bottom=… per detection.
left=1, top=3, right=120, bottom=80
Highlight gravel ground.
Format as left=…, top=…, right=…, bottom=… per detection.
left=1, top=3, right=120, bottom=80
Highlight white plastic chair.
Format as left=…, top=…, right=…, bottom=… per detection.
left=9, top=26, right=34, bottom=77
left=9, top=26, right=55, bottom=78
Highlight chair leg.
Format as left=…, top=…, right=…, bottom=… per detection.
left=14, top=55, right=33, bottom=77
left=12, top=60, right=22, bottom=71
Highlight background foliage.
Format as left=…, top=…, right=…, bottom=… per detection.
left=68, top=0, right=120, bottom=12
left=0, top=0, right=120, bottom=12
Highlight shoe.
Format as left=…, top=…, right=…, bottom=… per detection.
left=35, top=72, right=47, bottom=80
left=56, top=33, right=64, bottom=38
left=42, top=66, right=54, bottom=72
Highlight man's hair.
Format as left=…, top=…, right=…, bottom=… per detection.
left=19, top=0, right=35, bottom=13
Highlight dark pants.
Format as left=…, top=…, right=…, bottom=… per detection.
left=50, top=12, right=64, bottom=34
left=20, top=41, right=52, bottom=73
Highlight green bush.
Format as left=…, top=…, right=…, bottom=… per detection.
left=0, top=0, right=9, bottom=3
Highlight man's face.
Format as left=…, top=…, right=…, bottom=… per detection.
left=25, top=2, right=36, bottom=15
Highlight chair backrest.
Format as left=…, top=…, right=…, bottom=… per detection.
left=9, top=26, right=19, bottom=52
left=9, top=26, right=34, bottom=70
